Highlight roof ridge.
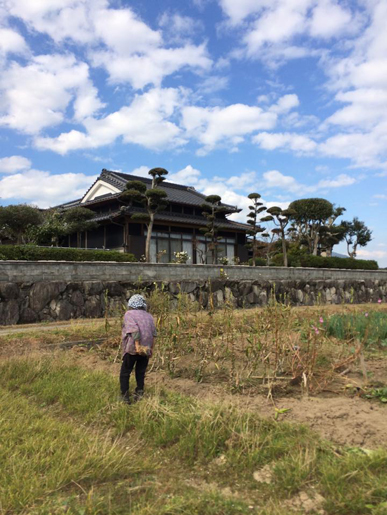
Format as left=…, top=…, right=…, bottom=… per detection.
left=104, top=170, right=237, bottom=210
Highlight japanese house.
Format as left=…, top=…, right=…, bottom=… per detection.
left=59, top=169, right=249, bottom=263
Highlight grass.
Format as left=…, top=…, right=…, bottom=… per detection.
left=1, top=356, right=387, bottom=514
left=0, top=387, right=144, bottom=514
left=324, top=311, right=387, bottom=346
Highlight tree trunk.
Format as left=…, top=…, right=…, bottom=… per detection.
left=312, top=233, right=319, bottom=256
left=77, top=231, right=81, bottom=248
left=281, top=229, right=288, bottom=267
left=145, top=215, right=154, bottom=262
left=252, top=235, right=256, bottom=266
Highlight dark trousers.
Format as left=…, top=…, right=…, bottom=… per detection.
left=120, top=353, right=149, bottom=395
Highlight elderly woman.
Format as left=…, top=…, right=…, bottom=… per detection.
left=120, top=294, right=157, bottom=403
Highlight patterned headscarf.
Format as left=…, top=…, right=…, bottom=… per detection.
left=128, top=294, right=147, bottom=310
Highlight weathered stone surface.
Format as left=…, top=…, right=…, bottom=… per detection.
left=20, top=307, right=38, bottom=324
left=55, top=300, right=73, bottom=321
left=105, top=282, right=123, bottom=296
left=84, top=297, right=102, bottom=318
left=29, top=282, right=63, bottom=312
left=179, top=281, right=197, bottom=294
left=71, top=290, right=84, bottom=307
left=84, top=281, right=103, bottom=295
left=0, top=282, right=19, bottom=300
left=0, top=300, right=19, bottom=325
left=1, top=263, right=386, bottom=325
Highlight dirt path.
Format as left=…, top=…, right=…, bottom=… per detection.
left=2, top=328, right=386, bottom=451
left=70, top=349, right=387, bottom=450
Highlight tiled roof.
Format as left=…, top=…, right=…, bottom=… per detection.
left=99, top=170, right=240, bottom=212
left=92, top=208, right=249, bottom=231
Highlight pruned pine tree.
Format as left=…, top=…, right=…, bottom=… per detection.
left=63, top=207, right=98, bottom=248
left=261, top=206, right=295, bottom=267
left=246, top=193, right=266, bottom=266
left=120, top=168, right=169, bottom=262
left=341, top=217, right=372, bottom=258
left=200, top=195, right=227, bottom=265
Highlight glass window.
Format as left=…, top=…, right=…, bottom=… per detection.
left=170, top=238, right=182, bottom=260
left=158, top=238, right=169, bottom=263
left=150, top=238, right=157, bottom=262
left=182, top=240, right=193, bottom=263
left=227, top=243, right=235, bottom=259
left=196, top=241, right=206, bottom=264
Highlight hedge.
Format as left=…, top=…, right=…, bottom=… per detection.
left=272, top=253, right=378, bottom=270
left=0, top=245, right=137, bottom=262
left=248, top=257, right=267, bottom=266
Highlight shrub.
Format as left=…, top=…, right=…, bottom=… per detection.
left=248, top=257, right=267, bottom=266
left=272, top=252, right=378, bottom=270
left=0, top=245, right=137, bottom=262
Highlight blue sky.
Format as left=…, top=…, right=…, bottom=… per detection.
left=0, top=0, right=386, bottom=264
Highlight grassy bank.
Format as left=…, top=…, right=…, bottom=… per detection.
left=1, top=356, right=387, bottom=514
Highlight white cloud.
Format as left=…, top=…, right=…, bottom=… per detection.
left=35, top=88, right=186, bottom=154
left=4, top=0, right=106, bottom=44
left=220, top=0, right=358, bottom=66
left=131, top=166, right=151, bottom=178
left=0, top=54, right=104, bottom=134
left=0, top=169, right=97, bottom=207
left=3, top=2, right=212, bottom=90
left=182, top=102, right=277, bottom=153
left=0, top=27, right=28, bottom=56
left=0, top=155, right=31, bottom=174
left=159, top=12, right=203, bottom=43
left=260, top=169, right=357, bottom=195
left=253, top=132, right=317, bottom=154
left=168, top=165, right=202, bottom=185
left=91, top=44, right=211, bottom=89
left=219, top=0, right=267, bottom=25
left=198, top=76, right=229, bottom=94
left=308, top=0, right=352, bottom=39
left=269, top=94, right=299, bottom=114
left=356, top=248, right=387, bottom=260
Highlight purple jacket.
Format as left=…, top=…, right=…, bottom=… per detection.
left=121, top=309, right=157, bottom=357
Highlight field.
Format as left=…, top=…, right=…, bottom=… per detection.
left=1, top=295, right=387, bottom=515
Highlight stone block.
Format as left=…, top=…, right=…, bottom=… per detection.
left=0, top=282, right=19, bottom=300
left=0, top=299, right=20, bottom=325
left=29, top=282, right=64, bottom=312
left=84, top=297, right=102, bottom=318
left=84, top=281, right=103, bottom=295
left=71, top=290, right=84, bottom=307
left=20, top=308, right=38, bottom=324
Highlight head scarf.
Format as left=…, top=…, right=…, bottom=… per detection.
left=128, top=294, right=147, bottom=310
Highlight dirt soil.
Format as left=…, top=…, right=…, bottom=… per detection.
left=71, top=348, right=387, bottom=450
left=1, top=337, right=386, bottom=450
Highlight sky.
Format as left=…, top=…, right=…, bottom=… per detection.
left=0, top=0, right=386, bottom=265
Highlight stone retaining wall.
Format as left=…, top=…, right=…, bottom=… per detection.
left=1, top=261, right=386, bottom=325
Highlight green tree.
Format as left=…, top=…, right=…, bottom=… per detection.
left=342, top=217, right=372, bottom=258
left=28, top=209, right=68, bottom=247
left=200, top=195, right=227, bottom=265
left=63, top=207, right=98, bottom=248
left=0, top=204, right=43, bottom=244
left=288, top=198, right=335, bottom=255
left=245, top=193, right=266, bottom=266
left=261, top=206, right=295, bottom=267
left=120, top=168, right=169, bottom=262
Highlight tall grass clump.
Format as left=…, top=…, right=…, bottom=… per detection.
left=325, top=311, right=387, bottom=346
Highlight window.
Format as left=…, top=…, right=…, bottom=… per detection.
left=145, top=229, right=193, bottom=263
